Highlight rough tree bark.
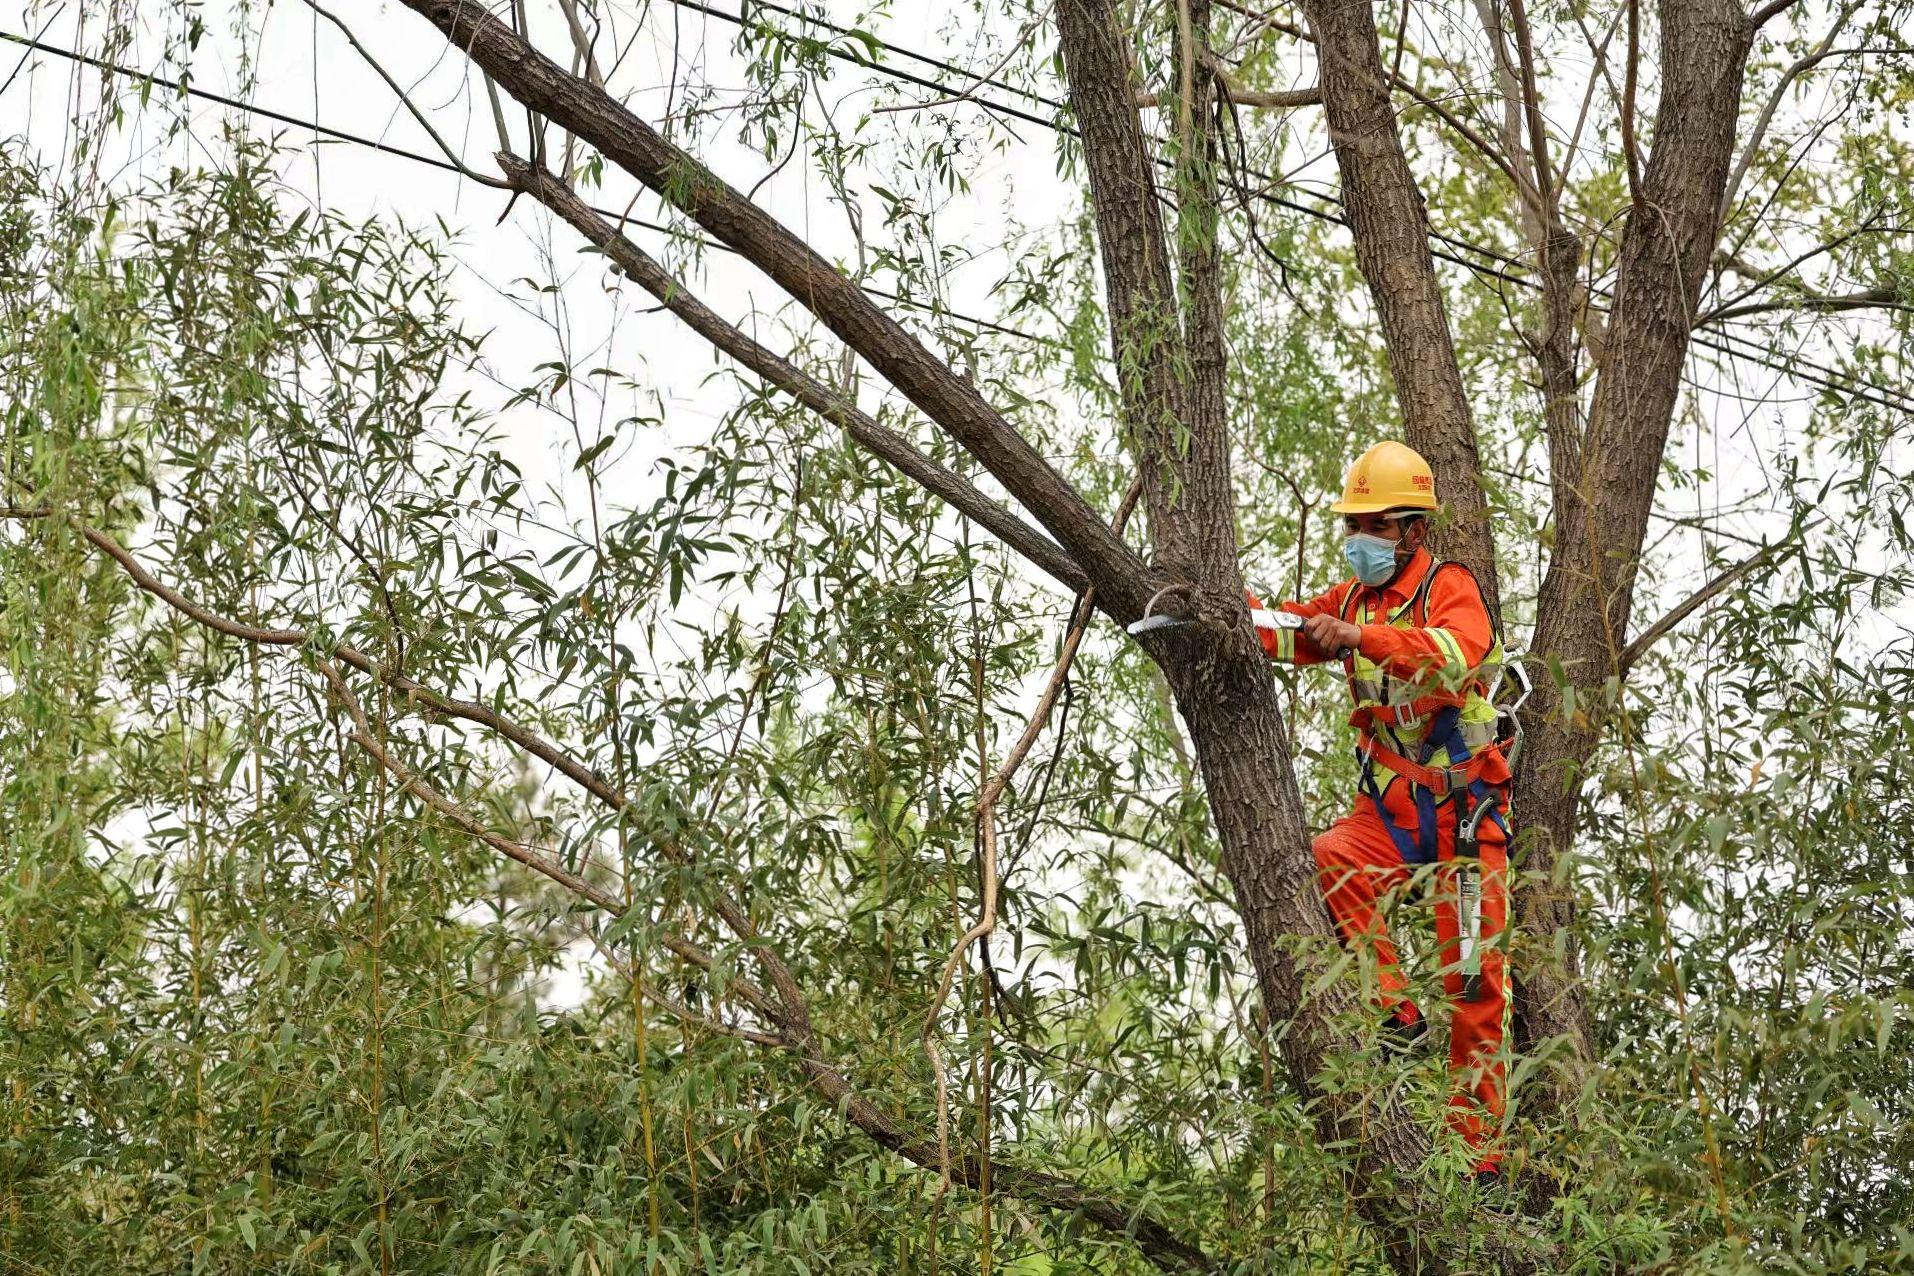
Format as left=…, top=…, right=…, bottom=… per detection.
left=1296, top=0, right=1505, bottom=621
left=1511, top=0, right=1756, bottom=1061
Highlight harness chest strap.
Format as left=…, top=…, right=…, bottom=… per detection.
left=1341, top=558, right=1508, bottom=798
left=1343, top=558, right=1504, bottom=697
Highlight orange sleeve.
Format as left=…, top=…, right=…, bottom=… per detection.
left=1354, top=564, right=1492, bottom=691
left=1245, top=580, right=1353, bottom=665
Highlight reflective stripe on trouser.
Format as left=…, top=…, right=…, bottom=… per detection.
left=1311, top=774, right=1510, bottom=1171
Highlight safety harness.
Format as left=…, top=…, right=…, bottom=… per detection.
left=1340, top=560, right=1525, bottom=1000
left=1340, top=561, right=1505, bottom=857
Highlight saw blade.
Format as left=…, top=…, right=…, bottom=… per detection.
left=1126, top=614, right=1191, bottom=637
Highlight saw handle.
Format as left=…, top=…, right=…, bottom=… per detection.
left=1253, top=607, right=1354, bottom=661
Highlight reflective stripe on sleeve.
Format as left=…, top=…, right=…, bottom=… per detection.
left=1426, top=627, right=1473, bottom=689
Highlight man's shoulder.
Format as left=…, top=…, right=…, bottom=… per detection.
left=1423, top=560, right=1491, bottom=614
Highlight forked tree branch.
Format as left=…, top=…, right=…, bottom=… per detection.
left=1217, top=1, right=1533, bottom=206
left=297, top=0, right=511, bottom=188
left=1703, top=284, right=1909, bottom=325
left=396, top=0, right=1152, bottom=616
left=1467, top=0, right=1586, bottom=522
left=1618, top=542, right=1778, bottom=673
left=1718, top=5, right=1861, bottom=224
left=1704, top=222, right=1891, bottom=319
left=313, top=657, right=787, bottom=1016
left=1468, top=43, right=1540, bottom=232
left=1502, top=0, right=1559, bottom=209
left=1513, top=0, right=1756, bottom=1077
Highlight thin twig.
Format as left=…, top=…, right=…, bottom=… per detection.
left=297, top=0, right=509, bottom=188
left=1617, top=543, right=1780, bottom=673
left=1622, top=0, right=1643, bottom=207
left=1718, top=6, right=1864, bottom=225
left=921, top=474, right=1142, bottom=1191
left=1503, top=0, right=1557, bottom=209
left=873, top=18, right=1038, bottom=114
left=553, top=0, right=606, bottom=86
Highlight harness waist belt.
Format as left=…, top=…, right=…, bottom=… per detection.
left=1359, top=732, right=1497, bottom=797
left=1358, top=696, right=1468, bottom=728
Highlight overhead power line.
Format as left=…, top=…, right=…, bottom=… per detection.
left=0, top=27, right=1054, bottom=349
left=660, top=0, right=1914, bottom=415
left=733, top=0, right=1067, bottom=111
left=669, top=0, right=1063, bottom=126
left=671, top=0, right=1540, bottom=289
left=2, top=23, right=1909, bottom=417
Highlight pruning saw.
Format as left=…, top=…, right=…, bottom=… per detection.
left=1126, top=608, right=1299, bottom=638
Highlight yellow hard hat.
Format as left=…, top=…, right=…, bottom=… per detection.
left=1330, top=441, right=1438, bottom=514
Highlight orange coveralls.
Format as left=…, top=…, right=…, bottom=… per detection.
left=1251, top=548, right=1509, bottom=1171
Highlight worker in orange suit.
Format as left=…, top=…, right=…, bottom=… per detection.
left=1248, top=440, right=1513, bottom=1187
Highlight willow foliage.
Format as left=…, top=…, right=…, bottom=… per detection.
left=1, top=15, right=1912, bottom=1274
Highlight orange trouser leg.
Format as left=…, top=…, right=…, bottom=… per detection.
left=1312, top=798, right=1419, bottom=1024
left=1433, top=792, right=1510, bottom=1171
left=1315, top=779, right=1511, bottom=1170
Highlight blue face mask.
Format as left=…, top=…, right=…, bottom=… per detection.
left=1344, top=532, right=1401, bottom=586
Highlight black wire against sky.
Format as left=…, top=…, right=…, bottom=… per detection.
left=0, top=16, right=1908, bottom=418
left=657, top=0, right=1914, bottom=416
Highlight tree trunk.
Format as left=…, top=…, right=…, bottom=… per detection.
left=1298, top=0, right=1504, bottom=621
left=1163, top=620, right=1445, bottom=1275
left=1511, top=0, right=1754, bottom=1064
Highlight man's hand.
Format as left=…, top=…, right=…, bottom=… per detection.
left=1302, top=613, right=1363, bottom=657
